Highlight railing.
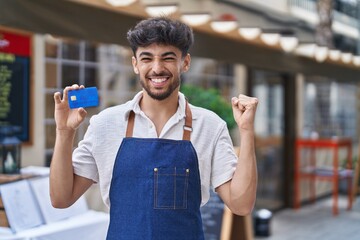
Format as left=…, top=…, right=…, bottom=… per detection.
left=288, top=0, right=359, bottom=28
left=288, top=0, right=317, bottom=12
left=334, top=0, right=358, bottom=19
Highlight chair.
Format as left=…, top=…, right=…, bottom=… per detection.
left=352, top=143, right=360, bottom=202
left=294, top=138, right=353, bottom=215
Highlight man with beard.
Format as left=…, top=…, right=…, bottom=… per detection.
left=50, top=17, right=258, bottom=240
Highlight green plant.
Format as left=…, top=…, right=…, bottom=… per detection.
left=340, top=155, right=358, bottom=170
left=180, top=84, right=236, bottom=130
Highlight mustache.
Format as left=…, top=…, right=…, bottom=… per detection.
left=146, top=71, right=172, bottom=78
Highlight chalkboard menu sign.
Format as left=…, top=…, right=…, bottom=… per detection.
left=201, top=191, right=226, bottom=240
left=0, top=28, right=31, bottom=143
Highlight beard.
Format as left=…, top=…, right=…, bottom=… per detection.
left=140, top=73, right=181, bottom=101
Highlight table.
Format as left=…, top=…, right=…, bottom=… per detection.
left=0, top=210, right=109, bottom=240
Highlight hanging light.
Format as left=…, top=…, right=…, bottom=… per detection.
left=353, top=56, right=360, bottom=66
left=279, top=36, right=299, bottom=52
left=295, top=43, right=317, bottom=58
left=238, top=28, right=261, bottom=40
left=314, top=46, right=329, bottom=62
left=210, top=13, right=238, bottom=33
left=329, top=49, right=341, bottom=61
left=180, top=13, right=211, bottom=26
left=260, top=32, right=280, bottom=46
left=105, top=0, right=137, bottom=7
left=211, top=20, right=237, bottom=33
left=278, top=30, right=298, bottom=52
left=341, top=52, right=353, bottom=64
left=145, top=4, right=178, bottom=17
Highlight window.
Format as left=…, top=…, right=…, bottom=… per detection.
left=44, top=37, right=137, bottom=166
left=302, top=76, right=359, bottom=141
left=183, top=57, right=235, bottom=99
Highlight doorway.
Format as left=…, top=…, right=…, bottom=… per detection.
left=249, top=69, right=295, bottom=210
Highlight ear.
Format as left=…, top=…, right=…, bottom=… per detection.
left=132, top=56, right=139, bottom=74
left=181, top=53, right=191, bottom=73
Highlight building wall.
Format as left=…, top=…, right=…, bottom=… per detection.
left=246, top=0, right=289, bottom=13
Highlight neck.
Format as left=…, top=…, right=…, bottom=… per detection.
left=140, top=90, right=179, bottom=136
left=141, top=91, right=179, bottom=114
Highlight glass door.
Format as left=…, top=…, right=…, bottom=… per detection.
left=250, top=69, right=286, bottom=210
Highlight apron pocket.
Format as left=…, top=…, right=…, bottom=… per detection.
left=153, top=167, right=189, bottom=209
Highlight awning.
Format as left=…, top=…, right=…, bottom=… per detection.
left=1, top=0, right=359, bottom=80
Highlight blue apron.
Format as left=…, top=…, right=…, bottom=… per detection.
left=106, top=102, right=204, bottom=240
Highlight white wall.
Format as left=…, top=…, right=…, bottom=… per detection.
left=22, top=35, right=45, bottom=167
left=245, top=0, right=288, bottom=13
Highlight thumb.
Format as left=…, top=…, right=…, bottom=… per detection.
left=231, top=97, right=238, bottom=108
left=231, top=97, right=244, bottom=112
left=78, top=108, right=87, bottom=122
left=231, top=97, right=243, bottom=119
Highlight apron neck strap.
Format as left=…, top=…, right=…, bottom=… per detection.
left=182, top=101, right=192, bottom=141
left=125, top=101, right=193, bottom=141
left=125, top=110, right=135, bottom=138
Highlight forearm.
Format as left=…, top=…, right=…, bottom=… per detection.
left=230, top=130, right=257, bottom=214
left=49, top=129, right=76, bottom=208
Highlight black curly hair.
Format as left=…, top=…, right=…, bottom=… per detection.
left=127, top=17, right=194, bottom=57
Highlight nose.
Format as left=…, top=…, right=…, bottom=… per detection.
left=152, top=59, right=165, bottom=74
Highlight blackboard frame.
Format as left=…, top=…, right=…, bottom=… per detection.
left=0, top=26, right=33, bottom=145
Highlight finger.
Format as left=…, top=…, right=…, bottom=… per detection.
left=63, top=86, right=72, bottom=102
left=238, top=104, right=245, bottom=111
left=231, top=97, right=239, bottom=106
left=231, top=97, right=245, bottom=112
left=237, top=95, right=258, bottom=110
left=78, top=108, right=87, bottom=121
left=233, top=97, right=246, bottom=111
left=54, top=92, right=62, bottom=104
left=243, top=97, right=258, bottom=110
left=79, top=85, right=85, bottom=89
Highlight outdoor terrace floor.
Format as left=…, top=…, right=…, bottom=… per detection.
left=255, top=195, right=360, bottom=240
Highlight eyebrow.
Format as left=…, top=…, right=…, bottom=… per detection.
left=138, top=51, right=178, bottom=58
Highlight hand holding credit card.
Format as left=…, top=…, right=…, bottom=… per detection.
left=68, top=87, right=99, bottom=109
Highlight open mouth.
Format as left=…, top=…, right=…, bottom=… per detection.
left=150, top=77, right=167, bottom=83
left=148, top=76, right=170, bottom=87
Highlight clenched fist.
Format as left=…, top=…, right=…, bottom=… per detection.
left=231, top=94, right=258, bottom=132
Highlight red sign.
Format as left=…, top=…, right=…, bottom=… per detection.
left=0, top=30, right=31, bottom=57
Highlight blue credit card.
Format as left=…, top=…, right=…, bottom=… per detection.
left=68, top=87, right=99, bottom=109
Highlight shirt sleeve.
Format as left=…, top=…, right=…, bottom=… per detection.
left=72, top=117, right=99, bottom=183
left=211, top=123, right=238, bottom=190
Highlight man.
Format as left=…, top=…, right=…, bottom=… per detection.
left=50, top=17, right=258, bottom=240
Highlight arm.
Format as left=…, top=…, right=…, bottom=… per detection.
left=50, top=85, right=93, bottom=208
left=216, top=94, right=258, bottom=216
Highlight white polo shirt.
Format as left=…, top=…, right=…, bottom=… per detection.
left=73, top=91, right=237, bottom=208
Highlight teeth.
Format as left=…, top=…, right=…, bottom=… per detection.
left=151, top=78, right=167, bottom=83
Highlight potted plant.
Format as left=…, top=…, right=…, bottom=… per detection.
left=180, top=84, right=236, bottom=131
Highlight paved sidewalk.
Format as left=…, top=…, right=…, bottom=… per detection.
left=255, top=196, right=360, bottom=240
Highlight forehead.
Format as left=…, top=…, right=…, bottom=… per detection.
left=135, top=43, right=182, bottom=57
